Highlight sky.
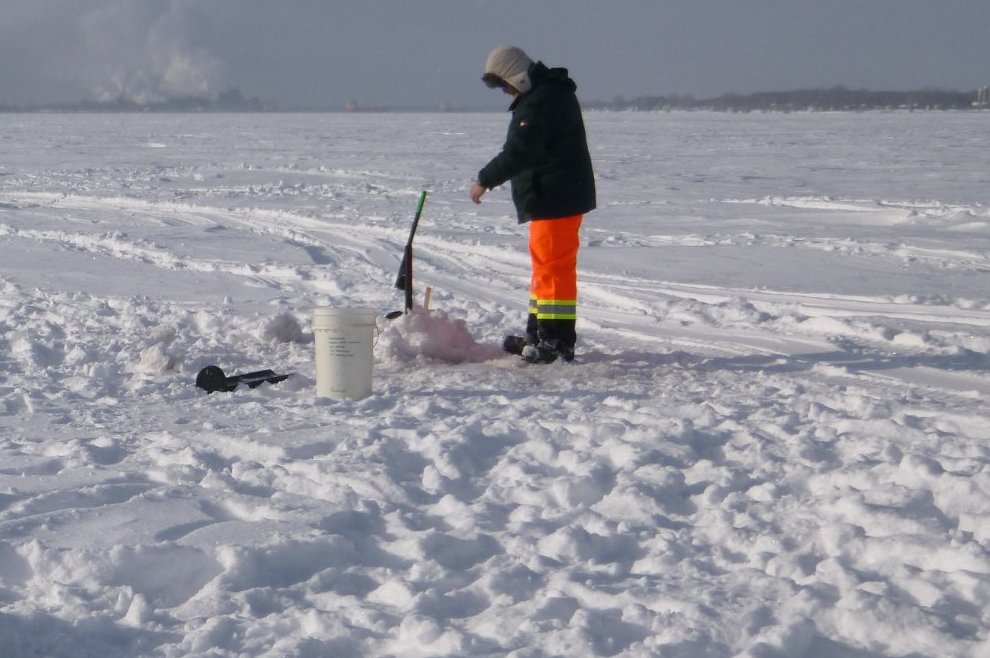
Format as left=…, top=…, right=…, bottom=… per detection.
left=1, top=0, right=989, bottom=109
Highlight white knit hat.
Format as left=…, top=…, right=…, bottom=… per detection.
left=483, top=46, right=533, bottom=94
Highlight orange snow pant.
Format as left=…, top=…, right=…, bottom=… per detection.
left=528, top=215, right=582, bottom=347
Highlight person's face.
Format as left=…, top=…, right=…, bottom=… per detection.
left=501, top=83, right=519, bottom=98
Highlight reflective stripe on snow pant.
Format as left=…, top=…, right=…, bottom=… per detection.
left=529, top=215, right=581, bottom=345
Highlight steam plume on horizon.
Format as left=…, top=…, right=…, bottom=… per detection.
left=1, top=0, right=230, bottom=104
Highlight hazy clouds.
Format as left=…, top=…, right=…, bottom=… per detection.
left=2, top=0, right=989, bottom=109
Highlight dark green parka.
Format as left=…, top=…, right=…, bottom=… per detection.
left=478, top=62, right=596, bottom=224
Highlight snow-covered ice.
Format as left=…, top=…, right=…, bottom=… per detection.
left=1, top=111, right=989, bottom=657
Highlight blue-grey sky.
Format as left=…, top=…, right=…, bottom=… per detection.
left=2, top=0, right=989, bottom=109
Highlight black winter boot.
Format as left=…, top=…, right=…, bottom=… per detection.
left=503, top=334, right=535, bottom=355
left=522, top=339, right=575, bottom=364
left=503, top=313, right=539, bottom=355
left=522, top=318, right=576, bottom=363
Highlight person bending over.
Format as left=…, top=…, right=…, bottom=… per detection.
left=470, top=45, right=596, bottom=364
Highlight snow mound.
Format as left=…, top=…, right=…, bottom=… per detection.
left=136, top=342, right=179, bottom=374
left=377, top=308, right=501, bottom=364
left=257, top=312, right=304, bottom=344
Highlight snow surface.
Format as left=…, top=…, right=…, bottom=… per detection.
left=1, top=111, right=989, bottom=657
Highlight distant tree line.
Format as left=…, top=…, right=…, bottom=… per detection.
left=586, top=86, right=984, bottom=112
left=3, top=86, right=988, bottom=113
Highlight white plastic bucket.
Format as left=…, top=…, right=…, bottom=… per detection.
left=312, top=307, right=377, bottom=400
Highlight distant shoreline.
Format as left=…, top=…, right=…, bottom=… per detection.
left=2, top=86, right=988, bottom=114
